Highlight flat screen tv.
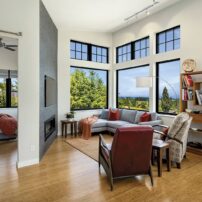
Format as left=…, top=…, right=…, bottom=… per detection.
left=44, top=75, right=56, bottom=107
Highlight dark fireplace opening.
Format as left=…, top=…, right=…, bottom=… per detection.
left=44, top=116, right=56, bottom=141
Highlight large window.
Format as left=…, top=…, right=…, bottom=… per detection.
left=117, top=43, right=131, bottom=63
left=70, top=40, right=109, bottom=64
left=0, top=70, right=18, bottom=108
left=156, top=59, right=180, bottom=114
left=156, top=26, right=180, bottom=53
left=117, top=65, right=150, bottom=111
left=133, top=37, right=149, bottom=59
left=70, top=66, right=108, bottom=110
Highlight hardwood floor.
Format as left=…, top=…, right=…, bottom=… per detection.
left=0, top=137, right=202, bottom=202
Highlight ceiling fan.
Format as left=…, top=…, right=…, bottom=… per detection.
left=0, top=38, right=18, bottom=51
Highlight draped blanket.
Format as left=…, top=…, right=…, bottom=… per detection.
left=0, top=114, right=17, bottom=136
left=79, top=116, right=98, bottom=140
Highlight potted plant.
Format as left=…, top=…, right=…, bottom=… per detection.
left=66, top=111, right=75, bottom=120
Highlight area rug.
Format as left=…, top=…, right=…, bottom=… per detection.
left=64, top=134, right=113, bottom=162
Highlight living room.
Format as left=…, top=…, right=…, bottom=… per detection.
left=0, top=0, right=202, bottom=201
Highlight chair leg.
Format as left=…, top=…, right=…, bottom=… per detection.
left=176, top=162, right=181, bottom=169
left=149, top=164, right=154, bottom=186
left=110, top=176, right=113, bottom=191
left=98, top=160, right=101, bottom=173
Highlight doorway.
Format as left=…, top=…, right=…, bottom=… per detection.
left=0, top=36, right=18, bottom=168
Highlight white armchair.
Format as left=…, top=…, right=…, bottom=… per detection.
left=153, top=112, right=192, bottom=168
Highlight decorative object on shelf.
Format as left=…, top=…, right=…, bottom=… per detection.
left=182, top=59, right=196, bottom=72
left=66, top=111, right=75, bottom=120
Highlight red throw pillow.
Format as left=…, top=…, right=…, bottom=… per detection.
left=140, top=112, right=151, bottom=122
left=163, top=127, right=169, bottom=135
left=108, top=108, right=120, bottom=120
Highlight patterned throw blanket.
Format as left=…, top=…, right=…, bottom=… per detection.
left=79, top=116, right=98, bottom=140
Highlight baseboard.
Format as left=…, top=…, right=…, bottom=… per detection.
left=17, top=158, right=39, bottom=168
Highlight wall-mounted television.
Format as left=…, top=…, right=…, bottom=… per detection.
left=44, top=75, right=56, bottom=107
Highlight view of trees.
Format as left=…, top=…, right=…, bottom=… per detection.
left=0, top=79, right=6, bottom=107
left=0, top=78, right=18, bottom=107
left=118, top=97, right=149, bottom=111
left=11, top=79, right=18, bottom=107
left=70, top=68, right=107, bottom=110
left=159, top=86, right=179, bottom=114
left=118, top=86, right=179, bottom=113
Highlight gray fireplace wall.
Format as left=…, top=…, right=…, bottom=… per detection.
left=39, top=0, right=58, bottom=159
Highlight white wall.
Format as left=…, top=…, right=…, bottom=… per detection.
left=0, top=0, right=40, bottom=167
left=112, top=0, right=202, bottom=125
left=58, top=30, right=112, bottom=135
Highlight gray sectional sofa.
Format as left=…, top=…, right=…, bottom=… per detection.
left=92, top=109, right=162, bottom=133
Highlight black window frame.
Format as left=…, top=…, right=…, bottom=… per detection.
left=70, top=66, right=109, bottom=111
left=116, top=42, right=132, bottom=63
left=116, top=36, right=150, bottom=63
left=70, top=40, right=88, bottom=61
left=156, top=26, right=180, bottom=54
left=116, top=64, right=150, bottom=111
left=91, top=45, right=108, bottom=64
left=70, top=40, right=109, bottom=64
left=0, top=70, right=18, bottom=108
left=156, top=58, right=180, bottom=115
left=133, top=37, right=149, bottom=59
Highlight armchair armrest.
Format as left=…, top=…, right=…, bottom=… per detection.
left=152, top=124, right=169, bottom=129
left=153, top=130, right=167, bottom=140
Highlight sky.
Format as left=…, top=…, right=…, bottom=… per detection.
left=118, top=60, right=180, bottom=98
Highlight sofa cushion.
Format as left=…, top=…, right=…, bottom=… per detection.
left=135, top=111, right=145, bottom=123
left=100, top=109, right=109, bottom=120
left=150, top=112, right=157, bottom=121
left=107, top=120, right=135, bottom=129
left=109, top=108, right=120, bottom=120
left=120, top=109, right=137, bottom=123
left=92, top=119, right=108, bottom=128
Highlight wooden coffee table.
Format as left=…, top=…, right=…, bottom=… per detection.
left=61, top=120, right=78, bottom=137
left=152, top=139, right=171, bottom=177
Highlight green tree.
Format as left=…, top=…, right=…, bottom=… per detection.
left=70, top=69, right=106, bottom=110
left=0, top=80, right=6, bottom=107
left=161, top=87, right=172, bottom=112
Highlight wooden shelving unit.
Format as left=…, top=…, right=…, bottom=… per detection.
left=180, top=71, right=202, bottom=155
left=180, top=71, right=202, bottom=123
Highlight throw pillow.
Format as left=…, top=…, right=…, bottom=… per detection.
left=163, top=127, right=169, bottom=135
left=139, top=112, right=151, bottom=122
left=100, top=109, right=109, bottom=120
left=108, top=108, right=120, bottom=121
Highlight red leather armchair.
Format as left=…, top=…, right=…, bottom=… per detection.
left=99, top=126, right=153, bottom=190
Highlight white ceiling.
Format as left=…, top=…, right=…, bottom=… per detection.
left=42, top=0, right=182, bottom=33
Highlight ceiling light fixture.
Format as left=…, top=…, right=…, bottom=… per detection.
left=124, top=0, right=159, bottom=22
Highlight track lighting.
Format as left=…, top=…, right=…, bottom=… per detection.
left=124, top=0, right=159, bottom=22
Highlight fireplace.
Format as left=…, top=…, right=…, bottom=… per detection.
left=44, top=116, right=56, bottom=141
